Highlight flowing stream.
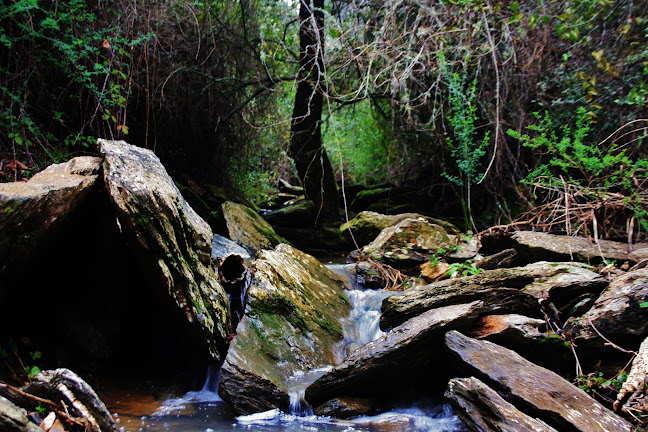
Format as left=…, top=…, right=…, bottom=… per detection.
left=103, top=264, right=465, bottom=432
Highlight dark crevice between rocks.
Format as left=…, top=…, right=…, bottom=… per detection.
left=218, top=254, right=249, bottom=332
left=0, top=182, right=210, bottom=394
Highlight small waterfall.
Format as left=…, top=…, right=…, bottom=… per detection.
left=326, top=264, right=399, bottom=363
left=200, top=362, right=221, bottom=393
left=285, top=367, right=331, bottom=416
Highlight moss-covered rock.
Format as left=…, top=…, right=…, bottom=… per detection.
left=218, top=244, right=351, bottom=415
left=360, top=218, right=455, bottom=269
left=263, top=199, right=315, bottom=227
left=221, top=201, right=287, bottom=256
left=339, top=211, right=459, bottom=247
left=100, top=139, right=231, bottom=361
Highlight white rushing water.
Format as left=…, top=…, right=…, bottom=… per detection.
left=111, top=263, right=465, bottom=432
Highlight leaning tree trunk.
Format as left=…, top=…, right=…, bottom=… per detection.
left=288, top=0, right=339, bottom=225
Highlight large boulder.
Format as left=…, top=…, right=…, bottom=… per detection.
left=445, top=377, right=558, bottom=432
left=445, top=331, right=632, bottom=432
left=305, top=301, right=484, bottom=408
left=511, top=231, right=648, bottom=264
left=218, top=244, right=351, bottom=415
left=262, top=198, right=315, bottom=227
left=339, top=211, right=459, bottom=247
left=0, top=156, right=102, bottom=274
left=381, top=262, right=607, bottom=330
left=571, top=268, right=648, bottom=352
left=100, top=139, right=231, bottom=361
left=361, top=218, right=457, bottom=269
left=221, top=201, right=287, bottom=256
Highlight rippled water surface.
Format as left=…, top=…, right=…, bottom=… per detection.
left=105, top=389, right=464, bottom=432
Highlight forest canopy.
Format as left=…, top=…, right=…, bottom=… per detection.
left=1, top=0, right=646, bottom=237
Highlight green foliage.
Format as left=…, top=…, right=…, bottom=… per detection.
left=446, top=260, right=481, bottom=278
left=509, top=107, right=648, bottom=234
left=575, top=370, right=628, bottom=394
left=0, top=0, right=150, bottom=177
left=0, top=339, right=43, bottom=383
left=324, top=100, right=391, bottom=185
left=439, top=53, right=489, bottom=230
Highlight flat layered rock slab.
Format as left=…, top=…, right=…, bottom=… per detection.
left=305, top=301, right=484, bottom=406
left=380, top=267, right=542, bottom=329
left=445, top=377, right=558, bottom=432
left=571, top=268, right=648, bottom=351
left=0, top=156, right=102, bottom=272
left=445, top=331, right=632, bottom=432
left=512, top=231, right=648, bottom=264
left=381, top=262, right=606, bottom=330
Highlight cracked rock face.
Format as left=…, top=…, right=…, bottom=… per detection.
left=100, top=139, right=231, bottom=361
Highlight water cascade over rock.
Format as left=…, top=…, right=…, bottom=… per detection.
left=218, top=244, right=352, bottom=415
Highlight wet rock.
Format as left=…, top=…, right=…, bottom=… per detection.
left=339, top=211, right=459, bottom=247
left=272, top=225, right=351, bottom=255
left=218, top=244, right=351, bottom=415
left=350, top=188, right=392, bottom=212
left=221, top=201, right=287, bottom=256
left=211, top=233, right=251, bottom=264
left=445, top=331, right=632, bottom=432
left=511, top=231, right=648, bottom=264
left=313, top=397, right=375, bottom=419
left=355, top=260, right=386, bottom=289
left=100, top=139, right=231, bottom=361
left=263, top=199, right=315, bottom=227
left=0, top=156, right=102, bottom=273
left=445, top=377, right=558, bottom=432
left=0, top=395, right=42, bottom=432
left=305, top=301, right=484, bottom=407
left=571, top=268, right=648, bottom=351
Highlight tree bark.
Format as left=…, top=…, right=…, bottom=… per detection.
left=289, top=0, right=339, bottom=225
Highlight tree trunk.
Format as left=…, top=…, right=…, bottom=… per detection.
left=288, top=0, right=339, bottom=225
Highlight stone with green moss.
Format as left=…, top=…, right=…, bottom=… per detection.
left=340, top=211, right=459, bottom=248
left=221, top=201, right=288, bottom=256
left=218, top=244, right=351, bottom=415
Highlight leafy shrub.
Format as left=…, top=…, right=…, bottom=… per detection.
left=509, top=107, right=648, bottom=240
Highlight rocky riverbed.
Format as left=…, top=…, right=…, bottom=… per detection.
left=2, top=140, right=647, bottom=431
